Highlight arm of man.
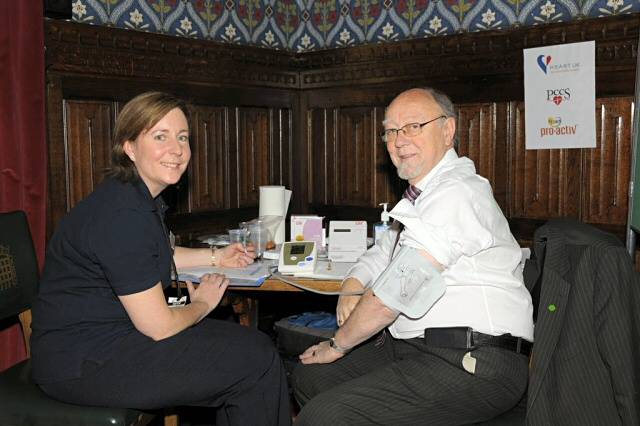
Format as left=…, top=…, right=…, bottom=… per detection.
left=336, top=227, right=400, bottom=325
left=119, top=273, right=228, bottom=341
left=303, top=248, right=443, bottom=364
left=301, top=289, right=397, bottom=364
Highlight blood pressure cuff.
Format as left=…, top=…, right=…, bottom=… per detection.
left=370, top=245, right=446, bottom=318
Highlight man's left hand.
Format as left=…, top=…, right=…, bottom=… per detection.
left=299, top=340, right=344, bottom=364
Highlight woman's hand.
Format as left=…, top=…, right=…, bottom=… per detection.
left=186, top=273, right=229, bottom=320
left=336, top=278, right=365, bottom=327
left=215, top=243, right=256, bottom=268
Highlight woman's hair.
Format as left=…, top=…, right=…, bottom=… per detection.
left=108, top=91, right=190, bottom=182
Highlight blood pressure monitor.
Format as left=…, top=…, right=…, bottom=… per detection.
left=278, top=241, right=317, bottom=274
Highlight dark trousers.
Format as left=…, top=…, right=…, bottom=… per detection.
left=293, top=332, right=528, bottom=426
left=40, top=319, right=291, bottom=426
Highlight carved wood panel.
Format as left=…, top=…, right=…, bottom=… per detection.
left=235, top=107, right=270, bottom=208
left=64, top=100, right=114, bottom=208
left=308, top=108, right=336, bottom=206
left=581, top=97, right=633, bottom=225
left=456, top=103, right=509, bottom=211
left=269, top=108, right=293, bottom=189
left=335, top=107, right=375, bottom=207
left=189, top=105, right=228, bottom=212
left=372, top=107, right=404, bottom=207
left=508, top=101, right=580, bottom=219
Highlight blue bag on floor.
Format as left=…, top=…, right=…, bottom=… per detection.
left=287, top=311, right=337, bottom=330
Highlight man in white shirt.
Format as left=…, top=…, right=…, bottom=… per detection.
left=292, top=87, right=534, bottom=425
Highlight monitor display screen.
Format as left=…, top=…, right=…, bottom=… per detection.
left=290, top=244, right=306, bottom=255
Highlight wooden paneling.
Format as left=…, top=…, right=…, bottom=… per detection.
left=373, top=108, right=402, bottom=207
left=308, top=108, right=335, bottom=206
left=581, top=97, right=634, bottom=225
left=236, top=107, right=270, bottom=208
left=269, top=108, right=293, bottom=190
left=508, top=101, right=580, bottom=220
left=335, top=107, right=375, bottom=206
left=188, top=105, right=228, bottom=212
left=456, top=103, right=509, bottom=210
left=63, top=100, right=114, bottom=207
left=45, top=16, right=640, bottom=245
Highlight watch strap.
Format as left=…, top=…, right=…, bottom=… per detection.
left=329, top=337, right=351, bottom=354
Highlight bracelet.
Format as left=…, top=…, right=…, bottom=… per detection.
left=329, top=337, right=351, bottom=354
left=210, top=247, right=217, bottom=267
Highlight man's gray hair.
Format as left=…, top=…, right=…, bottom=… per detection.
left=421, top=87, right=458, bottom=146
left=422, top=87, right=456, bottom=118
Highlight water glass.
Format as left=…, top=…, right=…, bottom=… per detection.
left=228, top=228, right=249, bottom=247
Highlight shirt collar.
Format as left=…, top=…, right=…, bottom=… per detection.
left=130, top=177, right=165, bottom=213
left=413, top=148, right=458, bottom=192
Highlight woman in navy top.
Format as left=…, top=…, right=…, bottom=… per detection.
left=31, top=92, right=290, bottom=426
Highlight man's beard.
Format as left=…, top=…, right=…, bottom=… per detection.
left=396, top=162, right=422, bottom=181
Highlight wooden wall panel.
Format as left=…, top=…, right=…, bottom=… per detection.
left=508, top=101, right=580, bottom=219
left=45, top=16, right=640, bottom=245
left=308, top=108, right=335, bottom=206
left=63, top=100, right=114, bottom=208
left=235, top=108, right=270, bottom=208
left=335, top=107, right=375, bottom=206
left=269, top=108, right=293, bottom=189
left=456, top=103, right=509, bottom=210
left=189, top=105, right=228, bottom=212
left=581, top=97, right=633, bottom=225
left=373, top=107, right=401, bottom=207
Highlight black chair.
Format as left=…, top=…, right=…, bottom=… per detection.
left=0, top=210, right=158, bottom=426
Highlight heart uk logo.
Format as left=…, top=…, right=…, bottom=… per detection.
left=537, top=55, right=552, bottom=74
left=553, top=95, right=563, bottom=105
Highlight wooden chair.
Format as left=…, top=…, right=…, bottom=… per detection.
left=0, top=210, right=161, bottom=426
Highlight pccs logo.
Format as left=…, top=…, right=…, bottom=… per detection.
left=546, top=88, right=571, bottom=105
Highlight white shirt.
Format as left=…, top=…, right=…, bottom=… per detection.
left=346, top=149, right=534, bottom=341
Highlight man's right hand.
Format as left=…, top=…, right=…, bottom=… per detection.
left=336, top=278, right=364, bottom=326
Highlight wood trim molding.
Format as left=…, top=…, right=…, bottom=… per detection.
left=46, top=15, right=640, bottom=95
left=44, top=19, right=300, bottom=89
left=298, top=14, right=640, bottom=94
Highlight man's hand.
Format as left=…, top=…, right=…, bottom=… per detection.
left=216, top=243, right=256, bottom=268
left=299, top=340, right=344, bottom=365
left=336, top=278, right=364, bottom=326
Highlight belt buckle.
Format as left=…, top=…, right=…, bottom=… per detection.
left=466, top=328, right=474, bottom=350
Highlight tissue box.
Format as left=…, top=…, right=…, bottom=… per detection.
left=290, top=215, right=324, bottom=247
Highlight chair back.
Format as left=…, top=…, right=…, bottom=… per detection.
left=0, top=211, right=39, bottom=321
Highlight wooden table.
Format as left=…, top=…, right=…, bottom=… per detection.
left=227, top=277, right=342, bottom=326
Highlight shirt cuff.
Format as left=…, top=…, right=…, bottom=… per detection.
left=344, top=263, right=375, bottom=288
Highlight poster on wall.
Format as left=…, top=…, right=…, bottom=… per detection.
left=523, top=41, right=595, bottom=150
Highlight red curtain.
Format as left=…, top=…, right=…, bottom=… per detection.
left=0, top=2, right=47, bottom=371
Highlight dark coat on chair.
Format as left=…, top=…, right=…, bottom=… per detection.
left=525, top=219, right=640, bottom=425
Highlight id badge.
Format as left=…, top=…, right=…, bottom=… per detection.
left=167, top=296, right=187, bottom=307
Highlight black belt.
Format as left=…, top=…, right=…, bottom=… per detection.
left=424, top=327, right=532, bottom=357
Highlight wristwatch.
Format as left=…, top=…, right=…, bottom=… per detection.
left=329, top=337, right=351, bottom=354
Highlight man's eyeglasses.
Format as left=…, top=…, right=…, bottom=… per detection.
left=380, top=115, right=447, bottom=144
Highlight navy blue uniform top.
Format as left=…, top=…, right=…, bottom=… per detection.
left=31, top=177, right=173, bottom=383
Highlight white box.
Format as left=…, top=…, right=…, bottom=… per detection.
left=328, top=220, right=367, bottom=262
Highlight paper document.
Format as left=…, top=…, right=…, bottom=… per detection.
left=177, top=263, right=271, bottom=287
left=291, top=260, right=356, bottom=280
